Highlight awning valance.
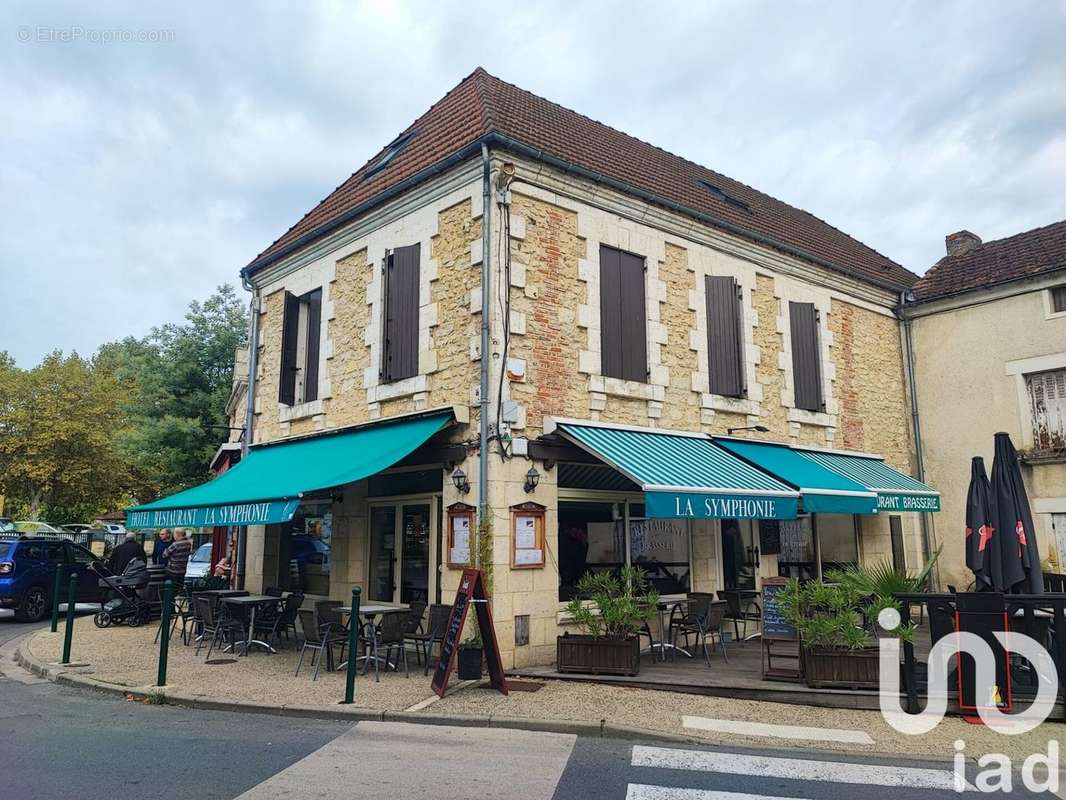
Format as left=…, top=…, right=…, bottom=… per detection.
left=797, top=448, right=941, bottom=512
left=127, top=411, right=453, bottom=529
left=553, top=422, right=799, bottom=520
left=715, top=438, right=879, bottom=515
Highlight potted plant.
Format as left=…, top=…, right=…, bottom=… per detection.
left=457, top=617, right=483, bottom=680
left=558, top=566, right=659, bottom=676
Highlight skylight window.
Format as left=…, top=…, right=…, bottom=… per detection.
left=697, top=179, right=751, bottom=213
left=363, top=132, right=415, bottom=180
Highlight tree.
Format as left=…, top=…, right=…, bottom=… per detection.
left=106, top=285, right=249, bottom=499
left=0, top=351, right=131, bottom=521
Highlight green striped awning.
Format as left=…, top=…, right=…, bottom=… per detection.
left=127, top=411, right=453, bottom=529
left=798, top=449, right=940, bottom=512
left=554, top=422, right=799, bottom=520
left=715, top=438, right=878, bottom=515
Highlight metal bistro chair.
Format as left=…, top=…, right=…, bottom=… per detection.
left=702, top=601, right=730, bottom=664
left=406, top=604, right=451, bottom=675
left=367, top=611, right=408, bottom=681
left=668, top=593, right=713, bottom=662
left=194, top=596, right=246, bottom=660
left=718, top=589, right=761, bottom=641
left=254, top=592, right=303, bottom=651
left=295, top=609, right=345, bottom=680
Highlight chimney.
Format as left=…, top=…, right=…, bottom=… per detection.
left=945, top=230, right=982, bottom=257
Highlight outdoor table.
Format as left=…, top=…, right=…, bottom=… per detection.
left=642, top=598, right=692, bottom=661
left=336, top=602, right=410, bottom=671
left=221, top=594, right=282, bottom=655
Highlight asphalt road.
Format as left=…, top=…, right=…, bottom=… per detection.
left=0, top=619, right=1048, bottom=800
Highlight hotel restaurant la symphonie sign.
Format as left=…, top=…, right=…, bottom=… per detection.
left=127, top=499, right=300, bottom=529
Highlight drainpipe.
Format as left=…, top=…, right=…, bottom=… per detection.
left=477, top=143, right=492, bottom=569
left=899, top=291, right=936, bottom=585
left=236, top=278, right=260, bottom=589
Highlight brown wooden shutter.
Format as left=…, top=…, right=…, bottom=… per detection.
left=303, top=289, right=322, bottom=402
left=618, top=250, right=648, bottom=382
left=279, top=291, right=300, bottom=405
left=599, top=245, right=623, bottom=379
left=789, top=301, right=823, bottom=411
left=706, top=275, right=745, bottom=397
left=383, top=243, right=420, bottom=383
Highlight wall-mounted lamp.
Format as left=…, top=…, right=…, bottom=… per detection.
left=727, top=424, right=769, bottom=435
left=523, top=466, right=540, bottom=494
left=451, top=466, right=470, bottom=495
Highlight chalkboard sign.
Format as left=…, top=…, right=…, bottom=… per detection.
left=760, top=577, right=796, bottom=639
left=758, top=520, right=781, bottom=556
left=431, top=569, right=508, bottom=698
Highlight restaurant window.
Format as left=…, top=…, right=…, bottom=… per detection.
left=890, top=515, right=905, bottom=572
left=381, top=243, right=420, bottom=384
left=279, top=288, right=322, bottom=405
left=557, top=499, right=690, bottom=600
left=777, top=515, right=816, bottom=580
left=789, top=301, right=823, bottom=412
left=599, top=244, right=647, bottom=383
left=277, top=501, right=332, bottom=596
left=705, top=275, right=745, bottom=398
left=817, top=514, right=859, bottom=575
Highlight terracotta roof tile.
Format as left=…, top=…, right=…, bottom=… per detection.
left=911, top=219, right=1066, bottom=300
left=247, top=68, right=917, bottom=290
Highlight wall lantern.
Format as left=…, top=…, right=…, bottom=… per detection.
left=523, top=466, right=540, bottom=494
left=451, top=466, right=471, bottom=495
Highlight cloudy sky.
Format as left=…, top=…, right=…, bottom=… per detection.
left=3, top=1, right=1064, bottom=367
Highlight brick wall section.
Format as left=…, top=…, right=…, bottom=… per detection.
left=326, top=248, right=371, bottom=425
left=829, top=298, right=913, bottom=471
left=658, top=243, right=701, bottom=430
left=752, top=274, right=790, bottom=435
left=253, top=290, right=284, bottom=443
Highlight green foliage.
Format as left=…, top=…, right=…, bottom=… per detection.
left=461, top=506, right=496, bottom=649
left=777, top=578, right=868, bottom=650
left=564, top=566, right=659, bottom=640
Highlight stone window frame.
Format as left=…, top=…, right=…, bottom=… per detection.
left=774, top=276, right=839, bottom=440
left=1043, top=284, right=1066, bottom=321
left=687, top=248, right=764, bottom=426
left=1005, top=351, right=1066, bottom=450
left=575, top=217, right=669, bottom=419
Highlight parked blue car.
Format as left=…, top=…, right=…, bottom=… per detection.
left=0, top=537, right=103, bottom=622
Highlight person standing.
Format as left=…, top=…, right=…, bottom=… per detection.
left=153, top=529, right=172, bottom=567
left=108, top=532, right=145, bottom=575
left=163, top=528, right=193, bottom=582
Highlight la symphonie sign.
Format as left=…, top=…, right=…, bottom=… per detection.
left=127, top=499, right=300, bottom=529
left=645, top=491, right=798, bottom=520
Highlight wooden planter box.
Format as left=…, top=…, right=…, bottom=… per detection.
left=557, top=633, right=640, bottom=676
left=804, top=647, right=880, bottom=689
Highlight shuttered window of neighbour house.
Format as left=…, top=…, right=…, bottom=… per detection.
left=381, top=243, right=420, bottom=383
left=279, top=291, right=301, bottom=405
left=599, top=244, right=647, bottom=382
left=706, top=275, right=745, bottom=397
left=1027, top=368, right=1066, bottom=450
left=789, top=301, right=823, bottom=412
left=278, top=289, right=323, bottom=406
left=1052, top=285, right=1066, bottom=314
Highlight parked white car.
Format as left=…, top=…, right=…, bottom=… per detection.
left=184, top=543, right=213, bottom=581
left=96, top=523, right=127, bottom=535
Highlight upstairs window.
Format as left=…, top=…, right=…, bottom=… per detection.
left=789, top=301, right=824, bottom=412
left=1028, top=368, right=1066, bottom=450
left=705, top=275, right=746, bottom=397
left=599, top=244, right=647, bottom=383
left=1051, top=285, right=1066, bottom=314
left=279, top=288, right=322, bottom=406
left=381, top=243, right=420, bottom=384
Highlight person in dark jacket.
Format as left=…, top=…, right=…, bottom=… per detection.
left=152, top=529, right=172, bottom=567
left=108, top=533, right=145, bottom=575
left=163, top=528, right=193, bottom=581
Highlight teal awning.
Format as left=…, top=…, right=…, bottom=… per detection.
left=798, top=449, right=940, bottom=513
left=715, top=438, right=878, bottom=515
left=554, top=422, right=799, bottom=520
left=127, top=412, right=452, bottom=529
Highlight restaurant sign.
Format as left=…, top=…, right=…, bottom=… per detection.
left=645, top=491, right=798, bottom=520
left=876, top=493, right=941, bottom=513
left=127, top=499, right=301, bottom=529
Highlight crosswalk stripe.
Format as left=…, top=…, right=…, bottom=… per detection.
left=631, top=745, right=968, bottom=791
left=681, top=715, right=875, bottom=745
left=626, top=785, right=809, bottom=800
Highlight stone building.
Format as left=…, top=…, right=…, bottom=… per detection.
left=905, top=221, right=1066, bottom=591
left=129, top=69, right=938, bottom=668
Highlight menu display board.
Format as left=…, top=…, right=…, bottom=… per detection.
left=431, top=568, right=508, bottom=698
left=760, top=576, right=802, bottom=682
left=761, top=578, right=796, bottom=639
left=510, top=502, right=546, bottom=569
left=446, top=503, right=475, bottom=569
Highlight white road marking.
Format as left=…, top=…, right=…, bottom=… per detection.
left=681, top=715, right=875, bottom=745
left=631, top=745, right=968, bottom=791
left=626, top=786, right=814, bottom=800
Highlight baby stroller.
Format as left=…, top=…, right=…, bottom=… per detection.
left=91, top=558, right=151, bottom=628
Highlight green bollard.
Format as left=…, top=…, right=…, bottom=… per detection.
left=50, top=567, right=64, bottom=633
left=61, top=573, right=77, bottom=664
left=157, top=579, right=173, bottom=687
left=342, top=586, right=361, bottom=704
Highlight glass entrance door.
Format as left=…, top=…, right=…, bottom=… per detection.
left=368, top=500, right=435, bottom=604
left=369, top=506, right=397, bottom=602
left=721, top=518, right=758, bottom=590
left=400, top=504, right=430, bottom=605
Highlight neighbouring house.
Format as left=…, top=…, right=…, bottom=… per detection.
left=905, top=221, right=1066, bottom=590
left=127, top=68, right=939, bottom=669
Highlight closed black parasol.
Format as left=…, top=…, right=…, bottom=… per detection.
left=965, top=456, right=998, bottom=591
left=990, top=432, right=1043, bottom=594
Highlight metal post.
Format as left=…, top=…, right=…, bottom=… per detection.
left=50, top=566, right=64, bottom=633
left=157, top=580, right=174, bottom=687
left=61, top=573, right=77, bottom=664
left=342, top=586, right=361, bottom=704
